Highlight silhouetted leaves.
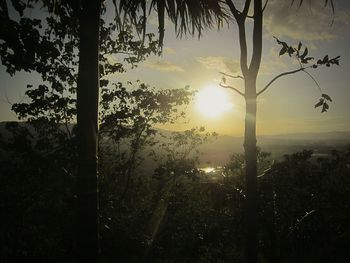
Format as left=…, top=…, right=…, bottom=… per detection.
left=322, top=93, right=332, bottom=102
left=317, top=55, right=340, bottom=67
left=291, top=0, right=335, bottom=13
left=274, top=37, right=340, bottom=68
left=275, top=37, right=315, bottom=64
left=315, top=93, right=332, bottom=112
left=274, top=37, right=339, bottom=113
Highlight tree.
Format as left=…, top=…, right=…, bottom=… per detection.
left=61, top=1, right=224, bottom=261
left=218, top=1, right=337, bottom=262
left=75, top=1, right=101, bottom=261
left=2, top=19, right=194, bottom=260
left=1, top=0, right=227, bottom=260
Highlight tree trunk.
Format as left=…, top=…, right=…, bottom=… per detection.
left=244, top=78, right=258, bottom=263
left=76, top=0, right=101, bottom=262
left=243, top=1, right=262, bottom=262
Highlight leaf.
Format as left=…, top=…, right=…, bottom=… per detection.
left=322, top=102, right=329, bottom=112
left=301, top=56, right=313, bottom=64
left=279, top=46, right=287, bottom=56
left=297, top=42, right=302, bottom=52
left=274, top=37, right=281, bottom=44
left=291, top=0, right=304, bottom=8
left=288, top=47, right=295, bottom=56
left=323, top=55, right=329, bottom=63
left=314, top=99, right=324, bottom=108
left=274, top=36, right=286, bottom=47
left=325, top=0, right=335, bottom=13
left=321, top=93, right=332, bottom=102
left=300, top=47, right=308, bottom=59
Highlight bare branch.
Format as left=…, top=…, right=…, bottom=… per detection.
left=288, top=210, right=317, bottom=236
left=262, top=0, right=269, bottom=13
left=242, top=0, right=252, bottom=17
left=220, top=83, right=245, bottom=97
left=257, top=67, right=305, bottom=96
left=225, top=1, right=249, bottom=76
left=237, top=21, right=249, bottom=76
left=302, top=69, right=322, bottom=93
left=225, top=0, right=240, bottom=20
left=219, top=71, right=244, bottom=80
left=249, top=0, right=263, bottom=75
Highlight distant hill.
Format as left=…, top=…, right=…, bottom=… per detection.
left=198, top=131, right=350, bottom=165
left=259, top=131, right=350, bottom=142
left=1, top=121, right=350, bottom=166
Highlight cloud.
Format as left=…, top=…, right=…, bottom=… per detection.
left=264, top=0, right=350, bottom=41
left=196, top=56, right=240, bottom=74
left=145, top=60, right=184, bottom=72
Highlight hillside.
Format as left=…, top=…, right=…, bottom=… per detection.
left=2, top=121, right=350, bottom=165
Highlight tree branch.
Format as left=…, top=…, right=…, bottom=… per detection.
left=220, top=83, right=245, bottom=97
left=242, top=0, right=252, bottom=17
left=219, top=71, right=244, bottom=80
left=257, top=68, right=305, bottom=96
left=237, top=21, right=249, bottom=76
left=249, top=0, right=263, bottom=75
left=225, top=0, right=250, bottom=76
left=262, top=0, right=269, bottom=13
left=0, top=0, right=9, bottom=19
left=302, top=69, right=322, bottom=93
left=55, top=57, right=78, bottom=82
left=225, top=0, right=240, bottom=20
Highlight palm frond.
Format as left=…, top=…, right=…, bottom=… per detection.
left=119, top=0, right=230, bottom=48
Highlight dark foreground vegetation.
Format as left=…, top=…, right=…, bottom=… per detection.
left=0, top=1, right=346, bottom=262
left=1, top=120, right=350, bottom=263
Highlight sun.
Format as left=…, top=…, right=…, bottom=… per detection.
left=195, top=85, right=233, bottom=118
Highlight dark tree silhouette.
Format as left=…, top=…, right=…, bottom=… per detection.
left=75, top=1, right=101, bottom=261
left=219, top=1, right=337, bottom=262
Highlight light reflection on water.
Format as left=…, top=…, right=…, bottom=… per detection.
left=200, top=167, right=216, bottom=173
left=199, top=167, right=225, bottom=180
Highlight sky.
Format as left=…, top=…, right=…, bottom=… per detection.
left=1, top=0, right=350, bottom=136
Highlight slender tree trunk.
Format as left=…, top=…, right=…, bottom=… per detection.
left=243, top=1, right=262, bottom=262
left=244, top=78, right=258, bottom=263
left=76, top=0, right=101, bottom=262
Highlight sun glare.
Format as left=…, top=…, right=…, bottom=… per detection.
left=196, top=86, right=233, bottom=118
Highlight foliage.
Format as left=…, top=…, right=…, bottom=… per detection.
left=0, top=122, right=76, bottom=262
left=259, top=149, right=350, bottom=262
left=274, top=37, right=339, bottom=112
left=0, top=2, right=196, bottom=261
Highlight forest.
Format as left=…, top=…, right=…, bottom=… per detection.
left=0, top=0, right=349, bottom=262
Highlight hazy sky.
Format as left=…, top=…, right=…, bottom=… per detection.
left=1, top=0, right=350, bottom=136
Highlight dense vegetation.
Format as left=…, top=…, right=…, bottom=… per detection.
left=1, top=120, right=350, bottom=262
